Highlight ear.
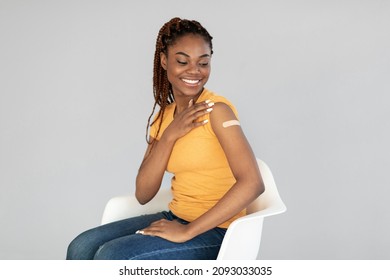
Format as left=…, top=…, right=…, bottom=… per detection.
left=160, top=52, right=167, bottom=70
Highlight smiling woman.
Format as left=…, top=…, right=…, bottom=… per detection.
left=66, top=17, right=264, bottom=260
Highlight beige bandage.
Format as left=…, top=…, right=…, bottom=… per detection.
left=222, top=120, right=240, bottom=128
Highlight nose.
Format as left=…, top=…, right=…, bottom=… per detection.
left=187, top=62, right=200, bottom=73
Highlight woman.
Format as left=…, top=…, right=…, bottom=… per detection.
left=67, top=17, right=264, bottom=260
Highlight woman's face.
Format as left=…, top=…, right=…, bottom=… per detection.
left=160, top=34, right=212, bottom=100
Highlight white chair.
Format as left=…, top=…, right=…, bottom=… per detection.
left=101, top=158, right=286, bottom=260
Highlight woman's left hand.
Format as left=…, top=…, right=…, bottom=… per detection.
left=137, top=219, right=192, bottom=243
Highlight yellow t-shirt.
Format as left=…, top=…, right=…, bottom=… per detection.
left=150, top=88, right=245, bottom=228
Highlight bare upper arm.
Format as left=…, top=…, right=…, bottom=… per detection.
left=209, top=103, right=260, bottom=182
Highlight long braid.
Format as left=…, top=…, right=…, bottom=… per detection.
left=145, top=17, right=213, bottom=145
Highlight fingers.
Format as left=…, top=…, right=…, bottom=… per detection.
left=136, top=219, right=166, bottom=235
left=134, top=219, right=190, bottom=243
left=135, top=219, right=170, bottom=237
left=150, top=219, right=168, bottom=226
left=187, top=99, right=214, bottom=112
left=186, top=99, right=214, bottom=123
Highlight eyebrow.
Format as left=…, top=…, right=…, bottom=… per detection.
left=175, top=51, right=210, bottom=58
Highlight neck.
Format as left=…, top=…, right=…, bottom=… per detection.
left=174, top=88, right=204, bottom=115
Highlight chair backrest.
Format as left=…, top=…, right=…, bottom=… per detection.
left=247, top=159, right=286, bottom=216
left=216, top=158, right=286, bottom=260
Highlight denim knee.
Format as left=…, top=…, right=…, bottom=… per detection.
left=66, top=231, right=98, bottom=260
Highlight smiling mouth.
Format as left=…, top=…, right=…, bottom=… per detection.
left=182, top=78, right=201, bottom=85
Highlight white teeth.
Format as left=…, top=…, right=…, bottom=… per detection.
left=182, top=79, right=200, bottom=84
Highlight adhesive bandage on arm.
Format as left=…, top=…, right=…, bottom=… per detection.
left=222, top=120, right=240, bottom=128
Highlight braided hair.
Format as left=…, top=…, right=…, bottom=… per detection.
left=145, top=17, right=213, bottom=144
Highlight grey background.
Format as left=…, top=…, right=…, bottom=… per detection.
left=1, top=0, right=389, bottom=259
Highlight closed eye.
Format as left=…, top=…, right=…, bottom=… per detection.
left=177, top=60, right=187, bottom=65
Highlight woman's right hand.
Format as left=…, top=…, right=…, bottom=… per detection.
left=163, top=99, right=214, bottom=142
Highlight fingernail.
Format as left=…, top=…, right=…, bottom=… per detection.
left=202, top=119, right=209, bottom=124
left=136, top=230, right=144, bottom=234
left=207, top=102, right=215, bottom=107
left=206, top=108, right=213, bottom=112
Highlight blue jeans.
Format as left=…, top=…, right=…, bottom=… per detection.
left=66, top=211, right=226, bottom=260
